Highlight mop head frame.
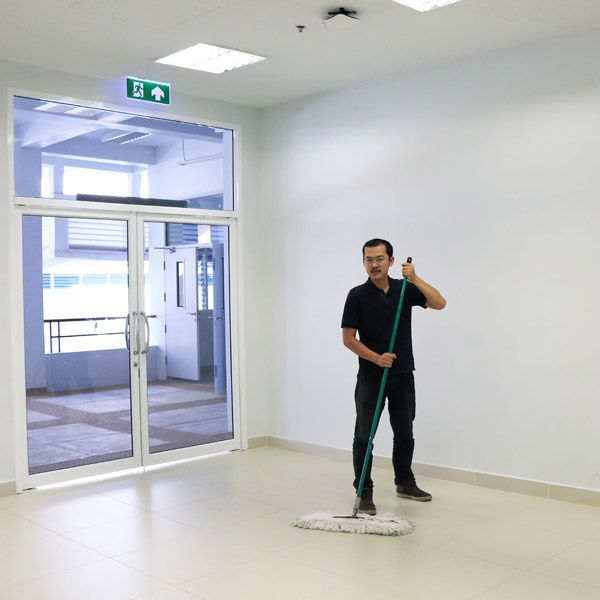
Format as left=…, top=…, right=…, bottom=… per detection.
left=291, top=511, right=414, bottom=536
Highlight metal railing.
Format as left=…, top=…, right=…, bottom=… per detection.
left=45, top=316, right=127, bottom=354
left=44, top=315, right=155, bottom=354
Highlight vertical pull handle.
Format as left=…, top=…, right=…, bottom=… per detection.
left=125, top=314, right=130, bottom=351
left=132, top=311, right=140, bottom=355
left=140, top=312, right=150, bottom=354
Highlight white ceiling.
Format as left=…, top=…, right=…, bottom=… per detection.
left=2, top=0, right=600, bottom=108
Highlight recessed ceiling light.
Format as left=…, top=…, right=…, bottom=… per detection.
left=156, top=43, right=266, bottom=74
left=391, top=0, right=463, bottom=12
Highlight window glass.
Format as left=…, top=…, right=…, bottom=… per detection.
left=62, top=167, right=130, bottom=197
left=13, top=96, right=234, bottom=211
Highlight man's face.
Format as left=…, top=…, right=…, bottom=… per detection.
left=363, top=244, right=394, bottom=283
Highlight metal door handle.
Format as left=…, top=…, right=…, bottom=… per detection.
left=140, top=312, right=150, bottom=354
left=132, top=311, right=139, bottom=355
left=125, top=314, right=130, bottom=350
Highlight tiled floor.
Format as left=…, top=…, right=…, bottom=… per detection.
left=1, top=447, right=600, bottom=599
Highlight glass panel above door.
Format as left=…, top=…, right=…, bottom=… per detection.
left=13, top=96, right=234, bottom=211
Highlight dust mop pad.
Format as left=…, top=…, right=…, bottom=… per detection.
left=291, top=512, right=414, bottom=536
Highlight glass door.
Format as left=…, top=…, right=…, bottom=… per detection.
left=138, top=218, right=235, bottom=464
left=21, top=214, right=141, bottom=483
left=20, top=211, right=238, bottom=487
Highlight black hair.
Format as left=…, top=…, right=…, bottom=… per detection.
left=362, top=238, right=393, bottom=258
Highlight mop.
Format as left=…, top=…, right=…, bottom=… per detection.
left=292, top=258, right=415, bottom=536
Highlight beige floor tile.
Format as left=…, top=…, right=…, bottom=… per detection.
left=353, top=546, right=520, bottom=600
left=0, top=535, right=104, bottom=590
left=0, top=559, right=167, bottom=600
left=134, top=589, right=204, bottom=600
left=116, top=532, right=267, bottom=584
left=96, top=478, right=215, bottom=511
left=436, top=520, right=580, bottom=569
left=394, top=507, right=491, bottom=548
left=0, top=486, right=92, bottom=516
left=219, top=509, right=334, bottom=552
left=510, top=500, right=600, bottom=538
left=402, top=478, right=543, bottom=522
left=180, top=554, right=347, bottom=600
left=75, top=469, right=182, bottom=497
left=302, top=578, right=401, bottom=600
left=0, top=512, right=58, bottom=549
left=62, top=513, right=199, bottom=556
left=475, top=572, right=600, bottom=600
left=155, top=494, right=280, bottom=532
left=15, top=493, right=144, bottom=533
left=182, top=466, right=320, bottom=508
left=532, top=540, right=600, bottom=588
left=278, top=530, right=423, bottom=577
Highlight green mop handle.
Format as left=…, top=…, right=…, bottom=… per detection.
left=353, top=257, right=412, bottom=515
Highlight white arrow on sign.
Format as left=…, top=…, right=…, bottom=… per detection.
left=151, top=86, right=165, bottom=102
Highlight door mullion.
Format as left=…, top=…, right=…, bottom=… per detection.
left=131, top=216, right=149, bottom=462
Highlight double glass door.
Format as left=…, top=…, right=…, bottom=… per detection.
left=21, top=210, right=237, bottom=487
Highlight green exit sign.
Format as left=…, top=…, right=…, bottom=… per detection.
left=126, top=77, right=171, bottom=105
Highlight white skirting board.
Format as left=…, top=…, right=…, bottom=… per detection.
left=251, top=436, right=600, bottom=509
left=0, top=480, right=16, bottom=498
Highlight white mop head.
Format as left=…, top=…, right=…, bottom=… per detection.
left=291, top=512, right=414, bottom=536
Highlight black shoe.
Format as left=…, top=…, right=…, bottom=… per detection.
left=396, top=480, right=432, bottom=502
left=357, top=487, right=377, bottom=515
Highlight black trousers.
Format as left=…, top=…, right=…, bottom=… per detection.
left=352, top=371, right=416, bottom=490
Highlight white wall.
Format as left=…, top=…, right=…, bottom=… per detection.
left=261, top=31, right=600, bottom=491
left=0, top=60, right=268, bottom=485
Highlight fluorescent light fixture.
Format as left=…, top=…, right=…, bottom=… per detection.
left=64, top=106, right=103, bottom=118
left=101, top=131, right=151, bottom=144
left=156, top=43, right=266, bottom=74
left=34, top=102, right=71, bottom=113
left=392, top=0, right=463, bottom=12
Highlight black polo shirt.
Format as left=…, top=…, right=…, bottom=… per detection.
left=341, top=277, right=426, bottom=378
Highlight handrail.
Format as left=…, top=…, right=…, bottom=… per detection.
left=44, top=314, right=156, bottom=354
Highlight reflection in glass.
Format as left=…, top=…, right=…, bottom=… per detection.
left=13, top=96, right=234, bottom=211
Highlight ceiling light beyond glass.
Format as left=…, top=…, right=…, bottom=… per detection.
left=392, top=0, right=463, bottom=12
left=156, top=43, right=266, bottom=74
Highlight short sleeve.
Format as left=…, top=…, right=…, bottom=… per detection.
left=407, top=281, right=427, bottom=308
left=341, top=289, right=361, bottom=329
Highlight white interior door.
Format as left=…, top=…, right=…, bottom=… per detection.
left=164, top=246, right=200, bottom=381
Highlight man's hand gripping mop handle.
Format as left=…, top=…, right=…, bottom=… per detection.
left=352, top=257, right=412, bottom=517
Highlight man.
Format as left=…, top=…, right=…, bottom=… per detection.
left=341, top=238, right=446, bottom=515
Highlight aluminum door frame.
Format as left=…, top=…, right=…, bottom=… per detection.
left=133, top=213, right=241, bottom=468
left=12, top=207, right=242, bottom=490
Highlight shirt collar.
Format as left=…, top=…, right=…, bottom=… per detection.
left=365, top=276, right=399, bottom=294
